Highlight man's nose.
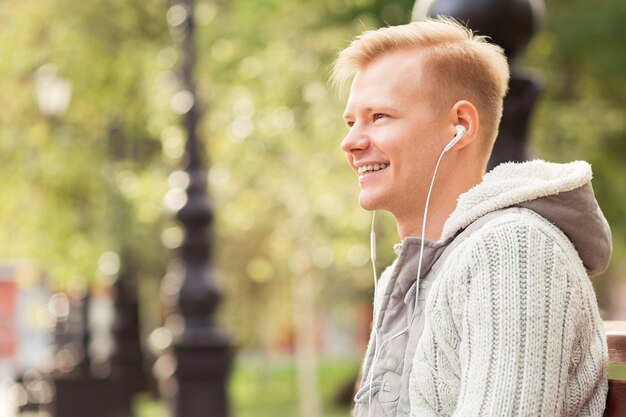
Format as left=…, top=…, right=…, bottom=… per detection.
left=340, top=127, right=369, bottom=154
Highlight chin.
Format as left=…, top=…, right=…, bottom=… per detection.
left=359, top=192, right=384, bottom=212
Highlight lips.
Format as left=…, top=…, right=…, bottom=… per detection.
left=357, top=163, right=389, bottom=175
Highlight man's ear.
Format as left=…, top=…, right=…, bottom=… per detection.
left=447, top=100, right=479, bottom=150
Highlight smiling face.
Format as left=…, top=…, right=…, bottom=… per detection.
left=341, top=49, right=448, bottom=220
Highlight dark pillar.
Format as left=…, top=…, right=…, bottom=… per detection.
left=51, top=292, right=132, bottom=417
left=413, top=0, right=546, bottom=170
left=162, top=1, right=233, bottom=417
left=108, top=269, right=147, bottom=412
left=51, top=278, right=144, bottom=417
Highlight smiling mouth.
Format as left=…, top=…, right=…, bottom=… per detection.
left=357, top=163, right=389, bottom=175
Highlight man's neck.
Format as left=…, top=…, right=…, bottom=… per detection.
left=395, top=195, right=457, bottom=241
left=396, top=171, right=483, bottom=241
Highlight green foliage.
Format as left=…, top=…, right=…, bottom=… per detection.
left=0, top=0, right=170, bottom=290
left=197, top=0, right=413, bottom=347
left=0, top=0, right=625, bottom=355
left=0, top=0, right=413, bottom=348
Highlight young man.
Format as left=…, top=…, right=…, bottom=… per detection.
left=333, top=18, right=612, bottom=416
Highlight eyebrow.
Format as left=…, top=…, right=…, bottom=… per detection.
left=343, top=104, right=400, bottom=120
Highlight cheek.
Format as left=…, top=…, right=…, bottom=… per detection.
left=385, top=137, right=413, bottom=165
left=391, top=144, right=424, bottom=179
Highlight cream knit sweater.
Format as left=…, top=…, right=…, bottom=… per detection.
left=410, top=209, right=608, bottom=416
left=407, top=161, right=611, bottom=416
left=354, top=161, right=611, bottom=417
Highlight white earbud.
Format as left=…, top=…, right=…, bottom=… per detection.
left=443, top=125, right=466, bottom=152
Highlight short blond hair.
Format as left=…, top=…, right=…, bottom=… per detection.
left=331, top=17, right=510, bottom=148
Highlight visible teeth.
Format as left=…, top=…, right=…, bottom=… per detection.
left=358, top=163, right=389, bottom=175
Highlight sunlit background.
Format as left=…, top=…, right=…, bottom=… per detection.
left=0, top=0, right=625, bottom=416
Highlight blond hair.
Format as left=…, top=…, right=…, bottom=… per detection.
left=331, top=17, right=510, bottom=148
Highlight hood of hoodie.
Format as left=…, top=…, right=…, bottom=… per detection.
left=441, top=160, right=612, bottom=277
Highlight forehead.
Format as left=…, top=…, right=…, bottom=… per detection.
left=345, top=49, right=427, bottom=112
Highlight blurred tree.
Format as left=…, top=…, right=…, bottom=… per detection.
left=192, top=0, right=414, bottom=351
left=0, top=0, right=624, bottom=377
left=0, top=0, right=169, bottom=319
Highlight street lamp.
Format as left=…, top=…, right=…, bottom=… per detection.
left=33, top=63, right=77, bottom=373
left=158, top=2, right=233, bottom=417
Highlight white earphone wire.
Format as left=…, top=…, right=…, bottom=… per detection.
left=414, top=144, right=448, bottom=309
left=364, top=128, right=461, bottom=415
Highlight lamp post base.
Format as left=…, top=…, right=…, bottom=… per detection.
left=52, top=372, right=135, bottom=417
left=172, top=337, right=233, bottom=417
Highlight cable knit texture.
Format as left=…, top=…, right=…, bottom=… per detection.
left=409, top=209, right=608, bottom=416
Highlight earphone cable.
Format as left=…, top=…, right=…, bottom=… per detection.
left=364, top=138, right=455, bottom=415
left=415, top=146, right=448, bottom=309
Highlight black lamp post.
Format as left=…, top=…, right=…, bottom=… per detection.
left=160, top=2, right=233, bottom=417
left=413, top=0, right=546, bottom=169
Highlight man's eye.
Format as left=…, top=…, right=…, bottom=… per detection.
left=373, top=113, right=386, bottom=121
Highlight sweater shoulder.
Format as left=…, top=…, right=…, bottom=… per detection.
left=434, top=207, right=589, bottom=307
left=470, top=207, right=568, bottom=240
left=451, top=207, right=582, bottom=269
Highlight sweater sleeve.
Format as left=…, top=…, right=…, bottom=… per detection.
left=410, top=213, right=608, bottom=416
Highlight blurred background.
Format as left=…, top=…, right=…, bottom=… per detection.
left=0, top=0, right=625, bottom=416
